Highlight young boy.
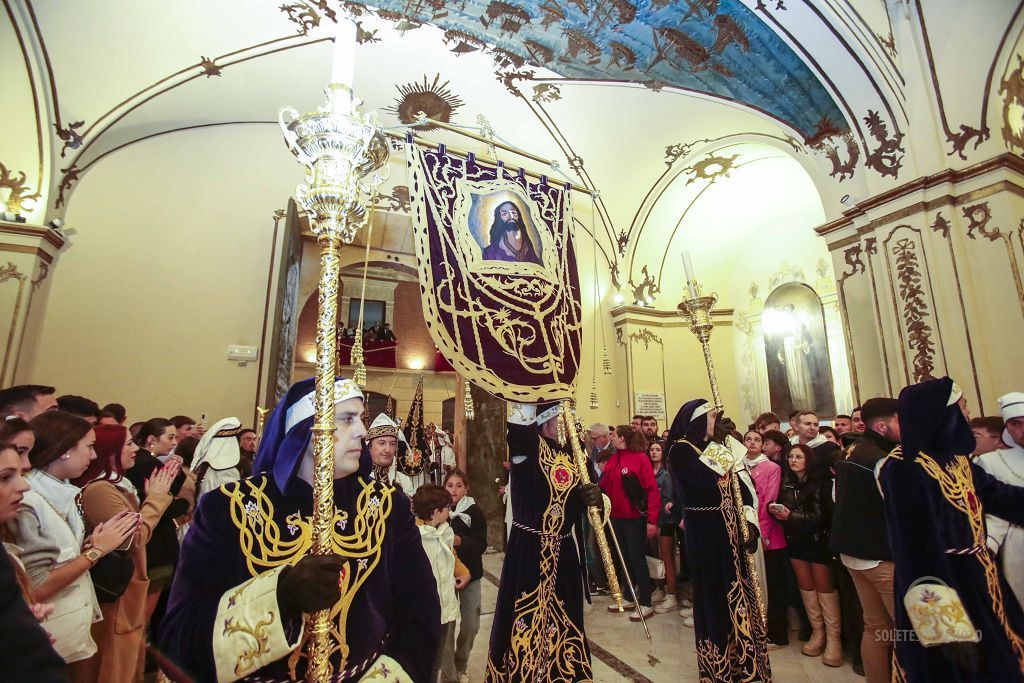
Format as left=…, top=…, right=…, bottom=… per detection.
left=413, top=484, right=470, bottom=682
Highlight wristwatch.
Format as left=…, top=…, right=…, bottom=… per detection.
left=83, top=547, right=103, bottom=566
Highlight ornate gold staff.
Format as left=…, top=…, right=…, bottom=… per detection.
left=279, top=17, right=389, bottom=681
left=677, top=257, right=767, bottom=630
left=558, top=401, right=625, bottom=613
left=255, top=407, right=270, bottom=445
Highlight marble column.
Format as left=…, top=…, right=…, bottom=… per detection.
left=463, top=383, right=508, bottom=551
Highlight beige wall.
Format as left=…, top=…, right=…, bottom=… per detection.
left=25, top=124, right=297, bottom=425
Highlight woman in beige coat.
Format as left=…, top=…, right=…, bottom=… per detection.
left=74, top=424, right=179, bottom=682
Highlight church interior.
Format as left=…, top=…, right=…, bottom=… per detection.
left=2, top=0, right=1023, bottom=681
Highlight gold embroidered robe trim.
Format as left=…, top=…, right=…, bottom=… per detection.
left=213, top=565, right=299, bottom=682
left=486, top=439, right=592, bottom=682
left=221, top=475, right=394, bottom=678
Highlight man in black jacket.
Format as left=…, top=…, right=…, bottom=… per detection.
left=831, top=397, right=899, bottom=683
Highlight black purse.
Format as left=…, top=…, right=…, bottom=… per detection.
left=90, top=550, right=134, bottom=603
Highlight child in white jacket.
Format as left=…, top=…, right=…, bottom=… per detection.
left=413, top=484, right=470, bottom=682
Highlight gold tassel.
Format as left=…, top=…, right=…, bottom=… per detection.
left=590, top=378, right=599, bottom=410
left=463, top=380, right=475, bottom=420
left=602, top=344, right=612, bottom=375
left=352, top=328, right=367, bottom=387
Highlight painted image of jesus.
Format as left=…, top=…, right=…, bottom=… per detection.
left=481, top=200, right=541, bottom=265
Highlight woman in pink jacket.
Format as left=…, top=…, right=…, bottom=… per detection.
left=599, top=425, right=661, bottom=621
left=743, top=429, right=789, bottom=647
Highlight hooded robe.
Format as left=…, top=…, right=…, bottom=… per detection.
left=159, top=378, right=440, bottom=682
left=485, top=403, right=592, bottom=682
left=667, top=399, right=770, bottom=683
left=878, top=377, right=1024, bottom=683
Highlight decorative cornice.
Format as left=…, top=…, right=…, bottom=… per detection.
left=816, top=154, right=1024, bottom=237
left=611, top=304, right=733, bottom=329
left=0, top=221, right=65, bottom=252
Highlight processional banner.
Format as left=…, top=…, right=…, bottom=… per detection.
left=405, top=143, right=582, bottom=401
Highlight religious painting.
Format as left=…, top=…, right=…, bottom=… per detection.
left=466, top=188, right=545, bottom=266
left=762, top=283, right=836, bottom=419
left=406, top=144, right=581, bottom=402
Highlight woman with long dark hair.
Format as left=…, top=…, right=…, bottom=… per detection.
left=14, top=411, right=138, bottom=677
left=599, top=425, right=660, bottom=621
left=74, top=424, right=179, bottom=682
left=770, top=442, right=842, bottom=666
left=646, top=439, right=682, bottom=614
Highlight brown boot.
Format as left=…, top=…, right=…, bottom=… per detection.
left=799, top=589, right=825, bottom=656
left=818, top=591, right=844, bottom=667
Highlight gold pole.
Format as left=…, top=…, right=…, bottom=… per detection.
left=678, top=293, right=767, bottom=630
left=308, top=232, right=342, bottom=681
left=281, top=63, right=390, bottom=676
left=559, top=402, right=624, bottom=612
left=254, top=407, right=270, bottom=446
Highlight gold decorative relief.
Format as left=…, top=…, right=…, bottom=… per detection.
left=0, top=163, right=42, bottom=214
left=384, top=74, right=464, bottom=130
left=999, top=55, right=1024, bottom=152
left=891, top=238, right=936, bottom=383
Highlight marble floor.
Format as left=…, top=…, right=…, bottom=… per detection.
left=464, top=551, right=864, bottom=683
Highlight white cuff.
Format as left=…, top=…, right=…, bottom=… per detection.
left=743, top=505, right=758, bottom=528
left=213, top=565, right=303, bottom=682
left=358, top=655, right=413, bottom=681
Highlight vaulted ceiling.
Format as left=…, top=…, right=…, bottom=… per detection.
left=2, top=0, right=1021, bottom=262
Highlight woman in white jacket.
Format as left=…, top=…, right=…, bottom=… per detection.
left=16, top=411, right=139, bottom=678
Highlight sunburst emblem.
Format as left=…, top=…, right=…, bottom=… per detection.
left=684, top=153, right=739, bottom=185
left=385, top=74, right=465, bottom=130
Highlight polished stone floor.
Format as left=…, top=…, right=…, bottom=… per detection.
left=464, top=551, right=864, bottom=682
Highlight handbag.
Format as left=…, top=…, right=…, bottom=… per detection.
left=90, top=549, right=134, bottom=603
left=646, top=555, right=665, bottom=580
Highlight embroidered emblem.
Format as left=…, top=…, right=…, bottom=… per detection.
left=551, top=466, right=572, bottom=490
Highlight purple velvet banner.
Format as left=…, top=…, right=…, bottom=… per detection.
left=406, top=144, right=582, bottom=401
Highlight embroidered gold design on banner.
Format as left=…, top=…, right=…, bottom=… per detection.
left=224, top=476, right=393, bottom=677
left=916, top=453, right=1024, bottom=665
left=406, top=146, right=581, bottom=402
left=486, top=440, right=591, bottom=682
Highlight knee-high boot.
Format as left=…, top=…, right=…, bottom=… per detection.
left=799, top=589, right=826, bottom=656
left=818, top=590, right=844, bottom=667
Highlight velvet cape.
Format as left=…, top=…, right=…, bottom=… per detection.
left=879, top=377, right=1024, bottom=682
left=485, top=419, right=592, bottom=682
left=667, top=399, right=771, bottom=683
left=159, top=378, right=441, bottom=682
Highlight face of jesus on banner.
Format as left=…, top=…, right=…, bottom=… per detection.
left=474, top=194, right=543, bottom=267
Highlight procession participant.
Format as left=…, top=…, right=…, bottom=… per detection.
left=878, top=378, right=1024, bottom=682
left=159, top=377, right=441, bottom=682
left=667, top=399, right=770, bottom=682
left=486, top=403, right=602, bottom=682
left=190, top=417, right=243, bottom=503
left=975, top=392, right=1024, bottom=610
left=365, top=413, right=400, bottom=486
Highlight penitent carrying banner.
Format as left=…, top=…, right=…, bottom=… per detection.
left=405, top=142, right=582, bottom=401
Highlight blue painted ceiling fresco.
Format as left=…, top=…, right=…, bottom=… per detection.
left=348, top=0, right=850, bottom=142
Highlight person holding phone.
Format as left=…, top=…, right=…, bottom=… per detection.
left=770, top=443, right=842, bottom=667
left=75, top=423, right=178, bottom=682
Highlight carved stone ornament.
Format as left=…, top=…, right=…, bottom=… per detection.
left=891, top=237, right=936, bottom=383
